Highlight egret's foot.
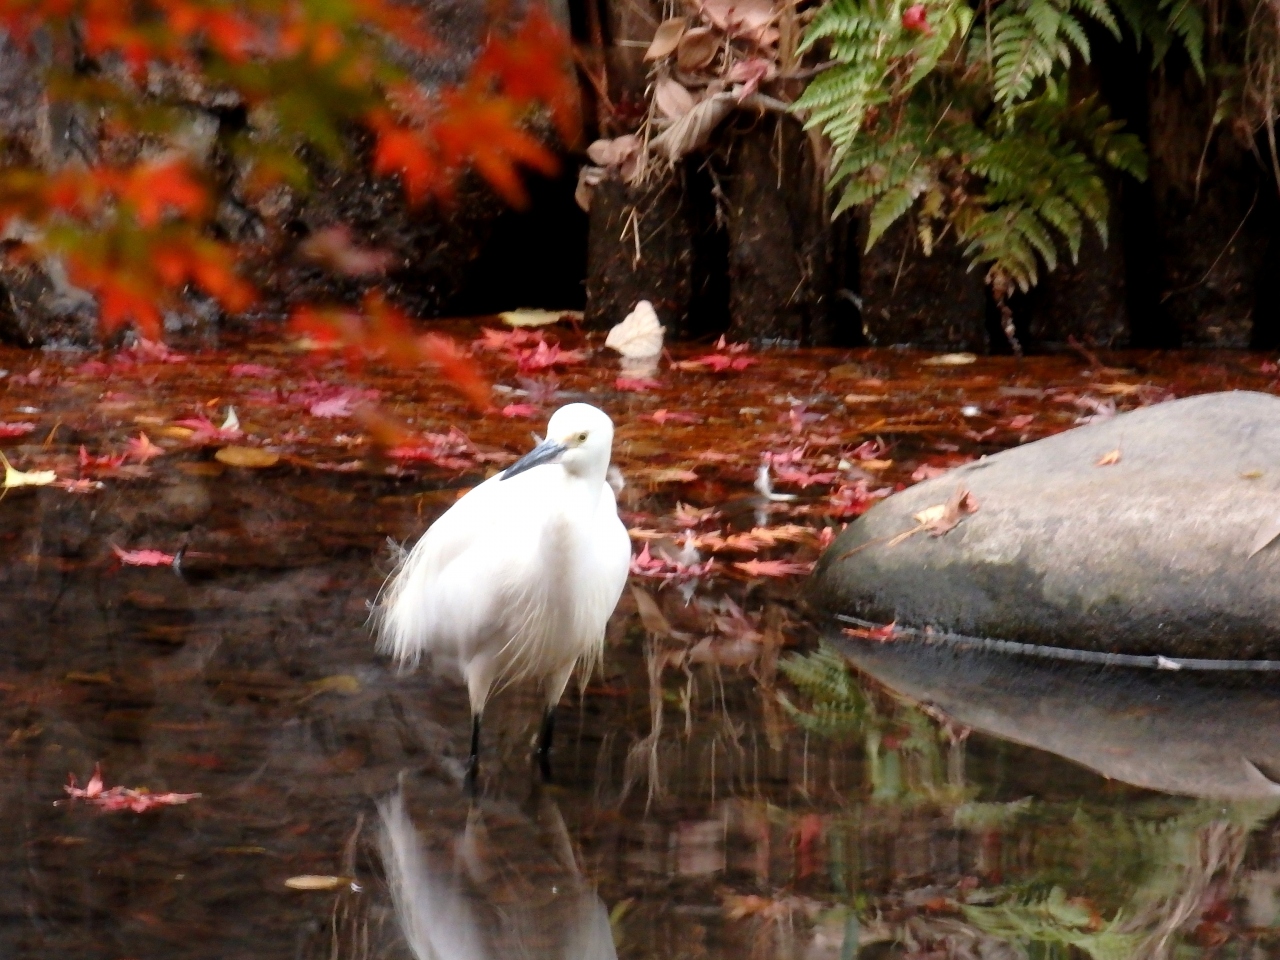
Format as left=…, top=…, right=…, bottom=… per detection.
left=536, top=710, right=555, bottom=782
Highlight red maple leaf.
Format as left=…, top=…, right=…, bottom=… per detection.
left=0, top=422, right=36, bottom=438
left=125, top=433, right=165, bottom=464
left=617, top=377, right=662, bottom=392
left=842, top=621, right=898, bottom=641
left=111, top=544, right=177, bottom=567
left=651, top=409, right=701, bottom=425
left=516, top=340, right=586, bottom=372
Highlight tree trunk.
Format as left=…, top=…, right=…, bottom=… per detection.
left=859, top=218, right=989, bottom=350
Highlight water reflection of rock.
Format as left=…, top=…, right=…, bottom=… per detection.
left=378, top=787, right=617, bottom=960
left=832, top=633, right=1280, bottom=800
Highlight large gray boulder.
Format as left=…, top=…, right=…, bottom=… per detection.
left=810, top=391, right=1280, bottom=659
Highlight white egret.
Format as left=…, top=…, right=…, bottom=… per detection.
left=375, top=402, right=631, bottom=780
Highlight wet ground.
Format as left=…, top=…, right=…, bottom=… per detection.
left=2, top=328, right=1280, bottom=959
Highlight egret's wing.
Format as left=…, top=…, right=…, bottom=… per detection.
left=374, top=470, right=548, bottom=666
left=593, top=484, right=632, bottom=618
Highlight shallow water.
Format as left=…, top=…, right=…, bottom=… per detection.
left=2, top=464, right=1278, bottom=960
left=3, top=337, right=1280, bottom=959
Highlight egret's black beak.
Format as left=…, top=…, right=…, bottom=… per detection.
left=501, top=439, right=568, bottom=480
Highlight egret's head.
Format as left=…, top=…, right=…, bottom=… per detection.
left=502, top=403, right=615, bottom=481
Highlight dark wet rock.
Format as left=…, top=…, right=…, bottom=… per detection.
left=723, top=118, right=832, bottom=345
left=834, top=634, right=1280, bottom=800
left=810, top=391, right=1280, bottom=659
left=859, top=217, right=989, bottom=350
left=585, top=173, right=695, bottom=336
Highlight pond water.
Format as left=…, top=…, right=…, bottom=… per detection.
left=2, top=336, right=1280, bottom=959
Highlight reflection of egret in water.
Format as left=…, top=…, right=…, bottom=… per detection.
left=377, top=788, right=617, bottom=960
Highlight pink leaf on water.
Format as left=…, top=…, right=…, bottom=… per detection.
left=111, top=544, right=177, bottom=567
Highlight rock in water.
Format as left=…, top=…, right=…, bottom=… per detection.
left=809, top=391, right=1280, bottom=660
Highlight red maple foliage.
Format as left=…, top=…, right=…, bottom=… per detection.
left=0, top=0, right=576, bottom=401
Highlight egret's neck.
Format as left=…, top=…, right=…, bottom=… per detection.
left=562, top=460, right=609, bottom=507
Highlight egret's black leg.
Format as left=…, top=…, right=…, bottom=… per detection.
left=536, top=709, right=555, bottom=781
left=465, top=714, right=481, bottom=792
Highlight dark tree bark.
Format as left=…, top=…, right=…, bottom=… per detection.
left=859, top=218, right=989, bottom=350
left=1023, top=202, right=1130, bottom=349
left=723, top=117, right=838, bottom=344
left=1147, top=62, right=1270, bottom=348
left=584, top=173, right=697, bottom=335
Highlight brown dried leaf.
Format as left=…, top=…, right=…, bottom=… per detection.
left=698, top=0, right=779, bottom=45
left=645, top=17, right=687, bottom=60
left=650, top=93, right=734, bottom=162
left=676, top=26, right=719, bottom=71
left=586, top=134, right=641, bottom=168
left=919, top=486, right=979, bottom=537
left=654, top=77, right=696, bottom=119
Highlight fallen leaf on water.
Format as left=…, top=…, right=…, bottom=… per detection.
left=733, top=559, right=814, bottom=577
left=616, top=376, right=662, bottom=392
left=517, top=341, right=587, bottom=372
left=56, top=478, right=104, bottom=494
left=921, top=353, right=976, bottom=366
left=1, top=451, right=56, bottom=490
left=229, top=363, right=278, bottom=378
left=60, top=763, right=199, bottom=813
left=125, top=432, right=166, bottom=464
left=498, top=308, right=580, bottom=328
left=305, top=674, right=362, bottom=696
left=651, top=409, right=700, bottom=425
left=1095, top=448, right=1122, bottom=466
left=111, top=544, right=177, bottom=567
left=641, top=468, right=699, bottom=483
left=0, top=422, right=35, bottom=438
left=215, top=446, right=280, bottom=468
left=284, top=875, right=349, bottom=891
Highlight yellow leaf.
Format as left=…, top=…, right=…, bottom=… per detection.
left=920, top=353, right=976, bottom=366
left=1, top=451, right=56, bottom=490
left=498, top=309, right=582, bottom=328
left=285, top=875, right=348, bottom=891
left=1095, top=448, right=1122, bottom=466
left=308, top=674, right=361, bottom=695
left=215, top=446, right=280, bottom=468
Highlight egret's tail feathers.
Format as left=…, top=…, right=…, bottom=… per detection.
left=371, top=542, right=432, bottom=671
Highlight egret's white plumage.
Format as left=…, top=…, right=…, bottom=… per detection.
left=375, top=403, right=630, bottom=772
